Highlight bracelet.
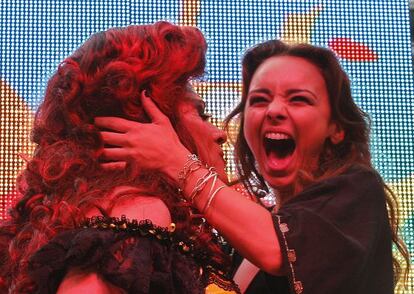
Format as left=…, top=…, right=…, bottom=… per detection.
left=178, top=154, right=203, bottom=192
left=177, top=155, right=226, bottom=215
left=189, top=167, right=218, bottom=204
left=192, top=169, right=218, bottom=205
left=203, top=185, right=226, bottom=215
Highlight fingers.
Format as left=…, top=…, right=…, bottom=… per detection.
left=99, top=147, right=128, bottom=171
left=100, top=131, right=127, bottom=147
left=141, top=91, right=169, bottom=124
left=94, top=91, right=171, bottom=130
left=100, top=161, right=127, bottom=170
left=100, top=147, right=130, bottom=161
left=94, top=116, right=139, bottom=133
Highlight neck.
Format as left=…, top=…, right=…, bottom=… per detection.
left=274, top=183, right=301, bottom=207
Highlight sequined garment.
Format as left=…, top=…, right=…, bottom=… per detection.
left=28, top=216, right=240, bottom=294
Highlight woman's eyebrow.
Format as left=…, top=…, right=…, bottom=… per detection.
left=285, top=89, right=317, bottom=99
left=248, top=88, right=317, bottom=100
left=247, top=88, right=273, bottom=96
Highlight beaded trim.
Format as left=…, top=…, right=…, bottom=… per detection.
left=232, top=183, right=256, bottom=201
left=81, top=215, right=193, bottom=253
left=81, top=215, right=240, bottom=292
left=275, top=215, right=303, bottom=294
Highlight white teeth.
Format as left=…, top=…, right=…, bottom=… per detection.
left=265, top=132, right=291, bottom=140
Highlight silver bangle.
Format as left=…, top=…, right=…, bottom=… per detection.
left=203, top=185, right=226, bottom=215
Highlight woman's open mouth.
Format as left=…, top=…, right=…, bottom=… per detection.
left=263, top=132, right=296, bottom=170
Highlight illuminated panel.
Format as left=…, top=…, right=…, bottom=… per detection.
left=1, top=0, right=413, bottom=291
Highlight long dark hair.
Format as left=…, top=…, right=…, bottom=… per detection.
left=224, top=39, right=410, bottom=286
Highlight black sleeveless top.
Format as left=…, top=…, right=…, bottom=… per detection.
left=28, top=216, right=240, bottom=294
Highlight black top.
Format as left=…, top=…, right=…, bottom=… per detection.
left=28, top=217, right=240, bottom=294
left=233, top=165, right=394, bottom=294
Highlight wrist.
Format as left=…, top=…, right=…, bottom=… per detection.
left=162, top=149, right=192, bottom=182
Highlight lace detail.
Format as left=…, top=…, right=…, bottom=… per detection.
left=80, top=215, right=241, bottom=293
left=81, top=216, right=176, bottom=243
left=29, top=225, right=204, bottom=294
left=82, top=215, right=209, bottom=264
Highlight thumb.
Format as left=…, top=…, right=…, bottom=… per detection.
left=141, top=91, right=169, bottom=124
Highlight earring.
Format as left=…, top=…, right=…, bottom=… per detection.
left=330, top=130, right=345, bottom=144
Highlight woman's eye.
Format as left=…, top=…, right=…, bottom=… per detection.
left=248, top=96, right=268, bottom=106
left=200, top=112, right=212, bottom=121
left=291, top=96, right=312, bottom=104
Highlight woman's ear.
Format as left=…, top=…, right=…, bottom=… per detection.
left=329, top=123, right=345, bottom=145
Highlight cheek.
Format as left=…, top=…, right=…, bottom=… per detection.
left=243, top=115, right=259, bottom=154
left=298, top=125, right=330, bottom=159
left=293, top=109, right=329, bottom=135
left=187, top=119, right=205, bottom=138
left=194, top=123, right=216, bottom=161
left=292, top=109, right=319, bottom=124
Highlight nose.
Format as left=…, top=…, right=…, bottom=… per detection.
left=266, top=100, right=288, bottom=122
left=214, top=127, right=228, bottom=145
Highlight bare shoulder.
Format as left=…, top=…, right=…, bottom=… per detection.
left=111, top=195, right=172, bottom=227
left=57, top=268, right=125, bottom=294
left=85, top=186, right=172, bottom=227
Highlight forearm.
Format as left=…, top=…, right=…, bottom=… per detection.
left=181, top=167, right=283, bottom=275
left=134, top=145, right=283, bottom=274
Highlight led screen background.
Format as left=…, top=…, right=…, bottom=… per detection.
left=1, top=0, right=413, bottom=290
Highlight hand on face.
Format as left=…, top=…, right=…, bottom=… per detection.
left=177, top=89, right=228, bottom=182
left=94, top=91, right=189, bottom=175
left=95, top=91, right=228, bottom=182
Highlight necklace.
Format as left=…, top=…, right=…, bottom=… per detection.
left=251, top=186, right=280, bottom=212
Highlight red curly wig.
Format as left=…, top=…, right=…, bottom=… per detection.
left=0, top=21, right=228, bottom=293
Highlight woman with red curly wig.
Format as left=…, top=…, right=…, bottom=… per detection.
left=0, top=21, right=240, bottom=293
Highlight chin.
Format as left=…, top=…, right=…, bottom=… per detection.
left=263, top=172, right=296, bottom=192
